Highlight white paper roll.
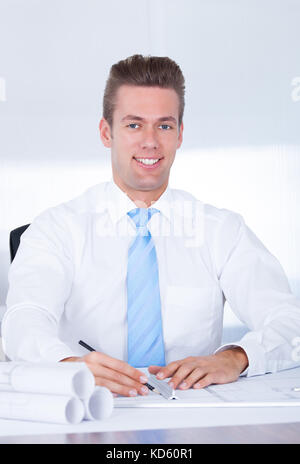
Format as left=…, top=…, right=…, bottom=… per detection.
left=9, top=363, right=95, bottom=399
left=83, top=386, right=114, bottom=420
left=0, top=391, right=84, bottom=424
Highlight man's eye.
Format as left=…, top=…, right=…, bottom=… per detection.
left=159, top=124, right=171, bottom=130
left=128, top=123, right=139, bottom=129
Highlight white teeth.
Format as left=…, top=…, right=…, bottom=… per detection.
left=135, top=158, right=160, bottom=165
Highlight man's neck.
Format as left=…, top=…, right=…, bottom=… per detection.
left=113, top=177, right=168, bottom=208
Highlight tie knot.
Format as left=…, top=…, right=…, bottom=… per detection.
left=127, top=208, right=159, bottom=229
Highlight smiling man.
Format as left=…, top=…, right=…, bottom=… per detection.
left=100, top=84, right=182, bottom=207
left=3, top=54, right=300, bottom=397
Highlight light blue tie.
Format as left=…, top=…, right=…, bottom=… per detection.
left=127, top=207, right=166, bottom=368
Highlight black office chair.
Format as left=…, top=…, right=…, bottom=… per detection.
left=9, top=224, right=30, bottom=262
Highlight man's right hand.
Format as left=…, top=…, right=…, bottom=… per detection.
left=60, top=351, right=149, bottom=397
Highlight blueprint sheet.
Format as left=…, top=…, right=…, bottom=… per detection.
left=114, top=368, right=300, bottom=407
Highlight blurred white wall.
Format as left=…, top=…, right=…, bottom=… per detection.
left=0, top=0, right=300, bottom=338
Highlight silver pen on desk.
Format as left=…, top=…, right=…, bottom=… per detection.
left=293, top=387, right=300, bottom=392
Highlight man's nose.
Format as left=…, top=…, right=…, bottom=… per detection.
left=140, top=127, right=159, bottom=150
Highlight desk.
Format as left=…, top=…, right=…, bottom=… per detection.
left=0, top=354, right=299, bottom=444
left=0, top=422, right=300, bottom=444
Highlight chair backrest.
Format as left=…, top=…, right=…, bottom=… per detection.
left=9, top=224, right=30, bottom=262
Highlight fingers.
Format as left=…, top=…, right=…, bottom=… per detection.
left=147, top=365, right=161, bottom=375
left=84, top=351, right=148, bottom=383
left=82, top=351, right=149, bottom=397
left=151, top=356, right=231, bottom=390
left=173, top=366, right=207, bottom=390
left=94, top=364, right=149, bottom=396
left=148, top=363, right=207, bottom=390
left=94, top=375, right=149, bottom=397
left=151, top=358, right=198, bottom=389
left=152, top=353, right=243, bottom=391
left=151, top=360, right=182, bottom=381
left=193, top=374, right=214, bottom=389
left=82, top=350, right=242, bottom=395
left=168, top=364, right=208, bottom=390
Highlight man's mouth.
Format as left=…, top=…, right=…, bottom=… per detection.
left=133, top=156, right=163, bottom=168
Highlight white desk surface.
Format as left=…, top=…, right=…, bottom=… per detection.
left=0, top=366, right=299, bottom=438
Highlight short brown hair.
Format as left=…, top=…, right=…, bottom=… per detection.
left=103, top=54, right=185, bottom=129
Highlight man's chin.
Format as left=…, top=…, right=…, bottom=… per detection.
left=133, top=171, right=169, bottom=190
left=113, top=171, right=169, bottom=198
left=130, top=179, right=165, bottom=192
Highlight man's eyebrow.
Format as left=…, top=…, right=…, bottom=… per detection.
left=121, top=115, right=178, bottom=124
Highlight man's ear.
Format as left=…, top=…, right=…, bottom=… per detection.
left=177, top=121, right=184, bottom=149
left=99, top=118, right=112, bottom=148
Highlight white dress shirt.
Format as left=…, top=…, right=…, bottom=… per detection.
left=2, top=180, right=300, bottom=377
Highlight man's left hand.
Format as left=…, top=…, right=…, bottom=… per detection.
left=148, top=347, right=249, bottom=390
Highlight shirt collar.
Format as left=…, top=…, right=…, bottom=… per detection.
left=105, top=179, right=174, bottom=226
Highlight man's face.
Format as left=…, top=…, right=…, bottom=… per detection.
left=100, top=85, right=183, bottom=197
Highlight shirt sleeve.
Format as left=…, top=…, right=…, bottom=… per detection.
left=2, top=206, right=77, bottom=362
left=214, top=211, right=300, bottom=377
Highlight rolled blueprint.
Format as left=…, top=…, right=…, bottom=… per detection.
left=0, top=391, right=84, bottom=424
left=83, top=386, right=114, bottom=420
left=0, top=362, right=95, bottom=399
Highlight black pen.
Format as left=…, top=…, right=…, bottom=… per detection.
left=78, top=339, right=157, bottom=393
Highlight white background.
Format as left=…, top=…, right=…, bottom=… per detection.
left=0, top=0, right=300, bottom=344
